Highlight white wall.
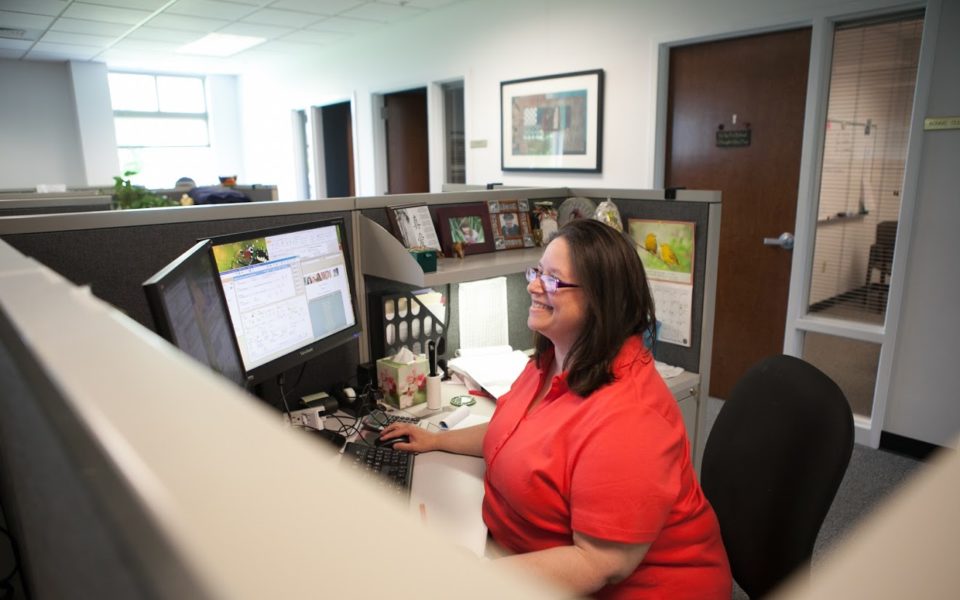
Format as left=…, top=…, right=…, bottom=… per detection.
left=67, top=61, right=119, bottom=187
left=236, top=0, right=920, bottom=199
left=885, top=0, right=960, bottom=447
left=0, top=60, right=244, bottom=192
left=0, top=59, right=86, bottom=188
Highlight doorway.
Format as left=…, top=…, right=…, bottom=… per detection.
left=316, top=101, right=355, bottom=198
left=382, top=87, right=429, bottom=194
left=664, top=28, right=812, bottom=399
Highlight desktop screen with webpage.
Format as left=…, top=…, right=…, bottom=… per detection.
left=210, top=219, right=360, bottom=381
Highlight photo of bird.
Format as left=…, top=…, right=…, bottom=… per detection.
left=658, top=242, right=679, bottom=266
left=629, top=221, right=694, bottom=275
left=644, top=232, right=658, bottom=254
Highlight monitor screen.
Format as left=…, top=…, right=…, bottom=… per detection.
left=208, top=218, right=361, bottom=383
left=143, top=240, right=247, bottom=387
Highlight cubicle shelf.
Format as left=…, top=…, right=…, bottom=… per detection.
left=360, top=215, right=540, bottom=287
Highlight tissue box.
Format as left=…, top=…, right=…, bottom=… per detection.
left=376, top=355, right=429, bottom=409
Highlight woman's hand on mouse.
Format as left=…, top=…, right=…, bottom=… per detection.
left=380, top=422, right=440, bottom=453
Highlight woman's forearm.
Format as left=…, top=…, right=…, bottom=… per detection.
left=435, top=423, right=487, bottom=456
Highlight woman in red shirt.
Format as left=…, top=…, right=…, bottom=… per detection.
left=381, top=219, right=731, bottom=598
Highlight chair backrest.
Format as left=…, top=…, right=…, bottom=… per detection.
left=875, top=220, right=898, bottom=249
left=700, top=355, right=854, bottom=598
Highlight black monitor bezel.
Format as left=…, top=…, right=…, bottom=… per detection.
left=142, top=239, right=248, bottom=388
left=206, top=217, right=362, bottom=385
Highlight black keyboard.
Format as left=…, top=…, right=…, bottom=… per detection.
left=343, top=442, right=414, bottom=496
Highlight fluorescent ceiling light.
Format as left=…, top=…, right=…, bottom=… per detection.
left=178, top=33, right=265, bottom=57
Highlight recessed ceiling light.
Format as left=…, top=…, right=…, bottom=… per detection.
left=177, top=33, right=265, bottom=57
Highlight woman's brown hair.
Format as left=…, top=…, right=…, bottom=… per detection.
left=533, top=219, right=656, bottom=396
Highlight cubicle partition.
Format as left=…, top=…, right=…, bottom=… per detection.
left=0, top=239, right=557, bottom=599
left=0, top=191, right=112, bottom=217
left=0, top=187, right=720, bottom=451
left=0, top=199, right=358, bottom=407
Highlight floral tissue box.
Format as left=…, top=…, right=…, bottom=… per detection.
left=376, top=354, right=428, bottom=409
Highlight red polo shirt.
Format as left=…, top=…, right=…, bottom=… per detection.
left=482, top=337, right=730, bottom=599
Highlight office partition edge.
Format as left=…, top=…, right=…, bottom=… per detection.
left=0, top=238, right=561, bottom=599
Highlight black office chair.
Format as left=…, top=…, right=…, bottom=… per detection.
left=700, top=355, right=854, bottom=599
left=866, top=220, right=898, bottom=285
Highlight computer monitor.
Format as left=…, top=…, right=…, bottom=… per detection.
left=143, top=240, right=248, bottom=387
left=207, top=218, right=361, bottom=383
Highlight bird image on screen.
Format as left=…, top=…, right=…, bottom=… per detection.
left=208, top=218, right=361, bottom=383
left=143, top=240, right=247, bottom=387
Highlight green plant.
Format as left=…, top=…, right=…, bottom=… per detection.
left=112, top=170, right=178, bottom=209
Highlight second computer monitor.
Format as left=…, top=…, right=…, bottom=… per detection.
left=143, top=239, right=248, bottom=387
left=208, top=218, right=361, bottom=383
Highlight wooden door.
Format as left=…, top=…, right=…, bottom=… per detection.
left=384, top=88, right=429, bottom=194
left=666, top=28, right=811, bottom=399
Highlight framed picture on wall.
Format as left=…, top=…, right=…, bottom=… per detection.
left=387, top=204, right=442, bottom=252
left=487, top=199, right=535, bottom=250
left=500, top=69, right=604, bottom=172
left=436, top=204, right=495, bottom=256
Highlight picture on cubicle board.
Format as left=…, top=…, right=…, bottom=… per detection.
left=628, top=219, right=695, bottom=347
left=436, top=203, right=495, bottom=257
left=386, top=204, right=442, bottom=253
left=487, top=199, right=535, bottom=250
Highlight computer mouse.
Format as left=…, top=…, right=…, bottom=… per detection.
left=376, top=434, right=409, bottom=448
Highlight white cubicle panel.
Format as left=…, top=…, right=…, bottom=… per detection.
left=775, top=440, right=960, bottom=599
left=0, top=240, right=561, bottom=600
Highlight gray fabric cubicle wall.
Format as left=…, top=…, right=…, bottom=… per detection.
left=0, top=202, right=360, bottom=407
left=591, top=194, right=711, bottom=374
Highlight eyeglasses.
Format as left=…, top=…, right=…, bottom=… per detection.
left=525, top=266, right=580, bottom=293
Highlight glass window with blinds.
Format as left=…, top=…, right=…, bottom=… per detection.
left=807, top=13, right=923, bottom=324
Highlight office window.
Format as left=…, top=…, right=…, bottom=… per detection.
left=108, top=72, right=214, bottom=189
left=806, top=13, right=923, bottom=323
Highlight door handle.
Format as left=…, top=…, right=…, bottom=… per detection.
left=763, top=232, right=794, bottom=250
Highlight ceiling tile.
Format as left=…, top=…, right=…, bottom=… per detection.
left=28, top=41, right=101, bottom=59
left=146, top=13, right=229, bottom=32
left=126, top=25, right=210, bottom=43
left=280, top=29, right=347, bottom=45
left=51, top=17, right=131, bottom=37
left=111, top=37, right=183, bottom=52
left=0, top=47, right=26, bottom=58
left=63, top=3, right=153, bottom=25
left=242, top=8, right=325, bottom=28
left=242, top=38, right=316, bottom=54
left=0, top=10, right=54, bottom=29
left=0, top=36, right=30, bottom=50
left=80, top=0, right=171, bottom=10
left=167, top=0, right=259, bottom=21
left=218, top=21, right=295, bottom=39
left=308, top=16, right=381, bottom=34
left=0, top=0, right=67, bottom=17
left=380, top=0, right=459, bottom=8
left=41, top=30, right=115, bottom=47
left=340, top=2, right=425, bottom=23
left=267, top=0, right=363, bottom=15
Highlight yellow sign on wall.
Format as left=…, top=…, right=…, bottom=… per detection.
left=923, top=116, right=960, bottom=131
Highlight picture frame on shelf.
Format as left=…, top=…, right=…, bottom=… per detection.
left=487, top=199, right=535, bottom=250
left=386, top=204, right=442, bottom=252
left=500, top=69, right=604, bottom=172
left=436, top=204, right=495, bottom=257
